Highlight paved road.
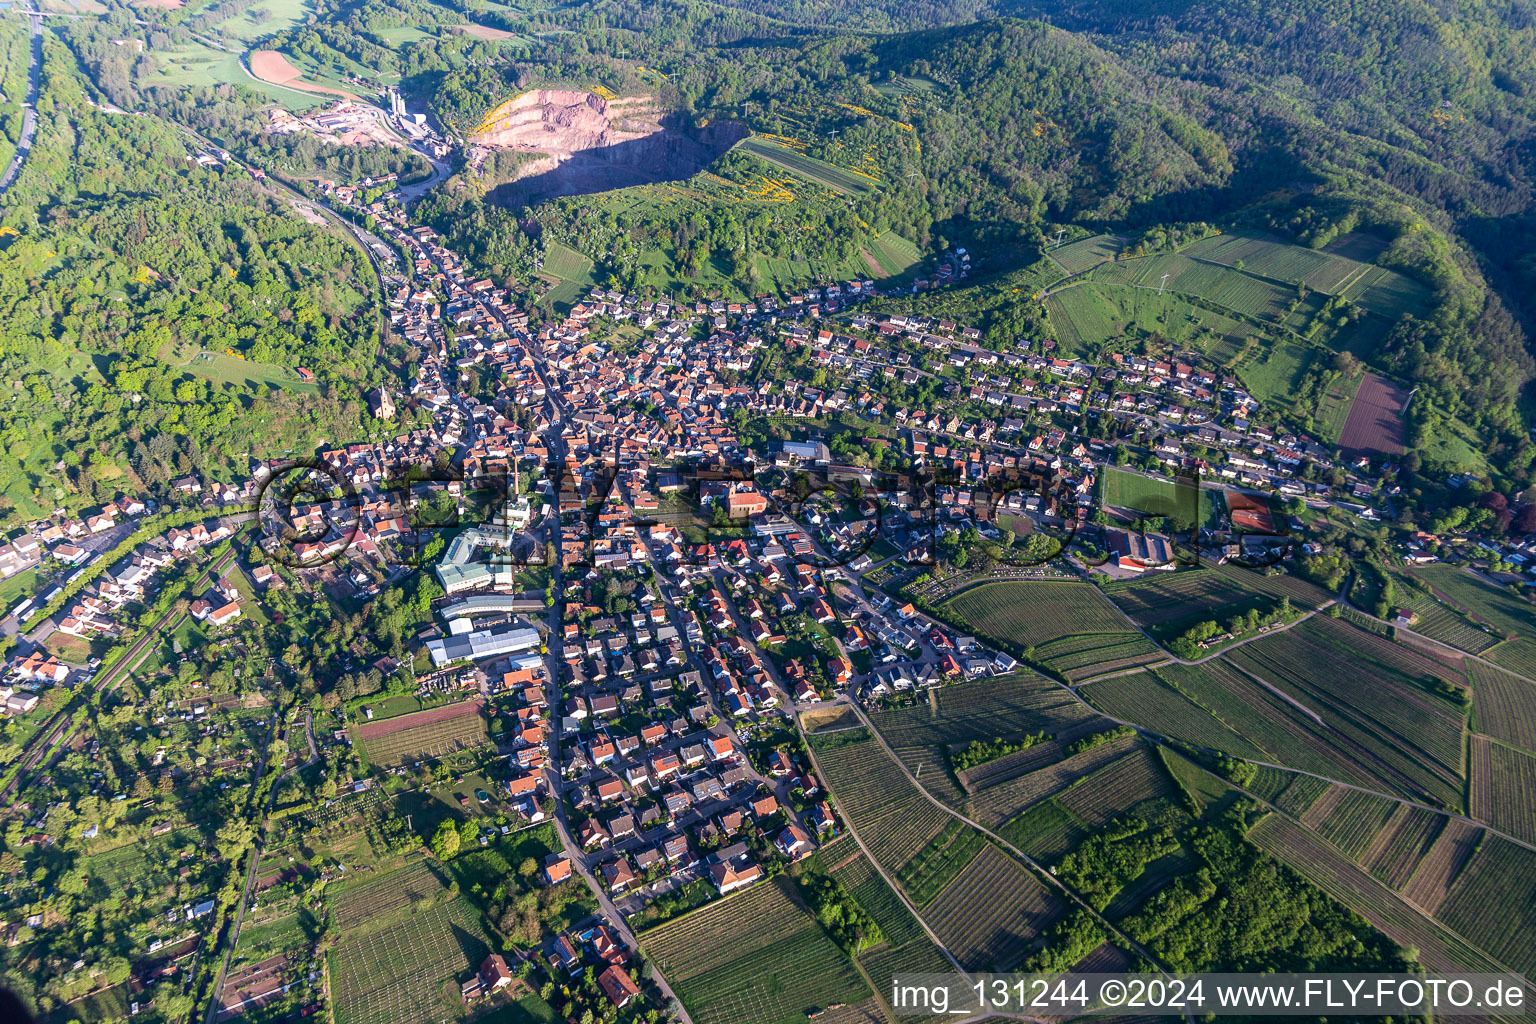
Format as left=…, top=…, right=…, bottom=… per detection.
left=528, top=365, right=697, bottom=1024
left=0, top=12, right=41, bottom=196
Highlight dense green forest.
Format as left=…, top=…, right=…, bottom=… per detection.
left=0, top=38, right=378, bottom=526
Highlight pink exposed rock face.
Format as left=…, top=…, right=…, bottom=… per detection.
left=471, top=90, right=747, bottom=204
left=470, top=90, right=662, bottom=157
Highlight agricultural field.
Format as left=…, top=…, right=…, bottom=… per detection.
left=1079, top=670, right=1265, bottom=758
left=1184, top=232, right=1360, bottom=291
left=971, top=733, right=1141, bottom=829
left=830, top=852, right=924, bottom=949
left=1044, top=282, right=1250, bottom=358
left=1031, top=633, right=1165, bottom=682
left=1469, top=662, right=1536, bottom=751
left=1055, top=745, right=1177, bottom=826
left=865, top=672, right=1098, bottom=804
left=1399, top=818, right=1483, bottom=915
left=1248, top=815, right=1509, bottom=975
left=1271, top=773, right=1334, bottom=817
left=737, top=136, right=877, bottom=194
left=1434, top=835, right=1536, bottom=976
left=1311, top=789, right=1402, bottom=860
left=867, top=230, right=923, bottom=278
left=919, top=843, right=1063, bottom=971
left=1394, top=580, right=1502, bottom=655
left=811, top=729, right=952, bottom=867
left=895, top=820, right=987, bottom=906
left=1048, top=233, right=1121, bottom=274
left=330, top=898, right=493, bottom=1024
left=1099, top=467, right=1221, bottom=529
left=1099, top=563, right=1328, bottom=641
left=203, top=0, right=314, bottom=46
left=1313, top=370, right=1362, bottom=443
left=1117, top=252, right=1300, bottom=322
left=1469, top=737, right=1536, bottom=845
left=938, top=580, right=1163, bottom=680
left=1405, top=565, right=1536, bottom=674
left=1337, top=371, right=1408, bottom=455
left=830, top=852, right=960, bottom=1024
left=1223, top=618, right=1468, bottom=807
left=352, top=697, right=491, bottom=766
left=329, top=859, right=446, bottom=927
left=1160, top=664, right=1346, bottom=775
left=1182, top=232, right=1430, bottom=320
left=1357, top=805, right=1446, bottom=890
left=541, top=239, right=596, bottom=283
left=642, top=876, right=872, bottom=1024
left=1233, top=339, right=1319, bottom=412
left=1341, top=264, right=1434, bottom=320
left=995, top=797, right=1091, bottom=863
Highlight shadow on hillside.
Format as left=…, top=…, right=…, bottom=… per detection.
left=489, top=116, right=746, bottom=208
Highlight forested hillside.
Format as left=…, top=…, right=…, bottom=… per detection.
left=0, top=39, right=378, bottom=526
left=25, top=0, right=1536, bottom=492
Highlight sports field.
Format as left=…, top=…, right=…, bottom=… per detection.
left=1099, top=467, right=1220, bottom=528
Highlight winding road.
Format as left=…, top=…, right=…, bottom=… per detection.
left=0, top=12, right=43, bottom=197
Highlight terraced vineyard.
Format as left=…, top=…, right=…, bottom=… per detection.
left=1469, top=662, right=1536, bottom=751
left=1249, top=815, right=1507, bottom=975
left=1470, top=737, right=1536, bottom=845
left=1225, top=621, right=1467, bottom=806
left=1183, top=233, right=1362, bottom=292
left=832, top=853, right=957, bottom=1024
left=896, top=820, right=987, bottom=905
left=997, top=798, right=1090, bottom=863
left=1435, top=836, right=1536, bottom=976
left=645, top=876, right=872, bottom=1024
left=1360, top=805, right=1446, bottom=889
left=1313, top=789, right=1402, bottom=859
left=866, top=672, right=1097, bottom=804
left=927, top=583, right=1167, bottom=681
left=967, top=734, right=1141, bottom=828
left=1400, top=818, right=1483, bottom=915
left=922, top=844, right=1062, bottom=971
left=329, top=860, right=445, bottom=927
left=1056, top=746, right=1177, bottom=826
left=1405, top=565, right=1536, bottom=676
left=1049, top=233, right=1121, bottom=274
left=1080, top=670, right=1266, bottom=758
left=330, top=899, right=492, bottom=1024
left=1155, top=659, right=1388, bottom=790
left=738, top=136, right=876, bottom=194
left=813, top=730, right=952, bottom=868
